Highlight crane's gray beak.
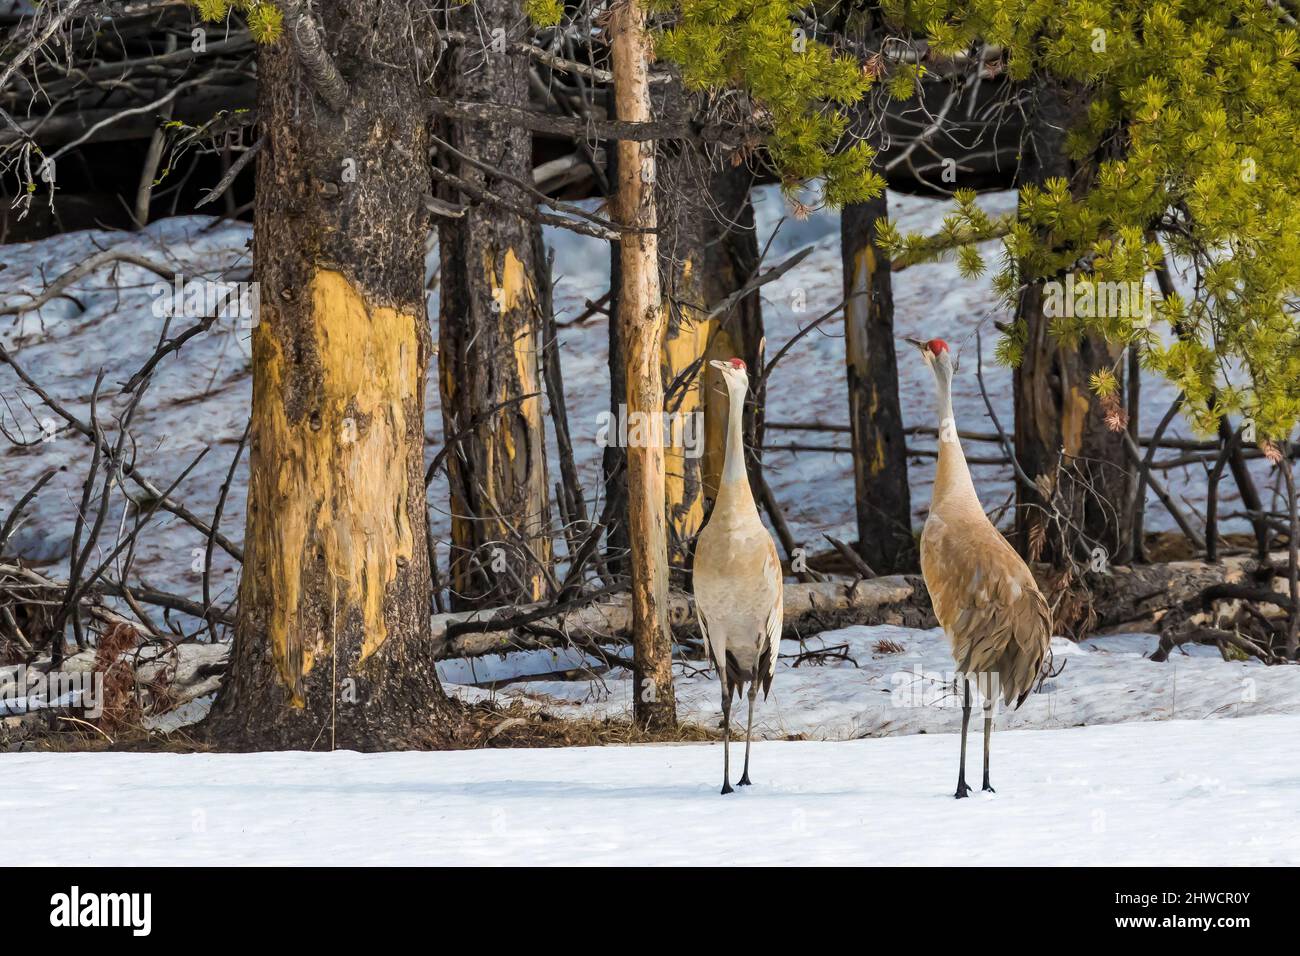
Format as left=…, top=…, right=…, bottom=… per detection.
left=902, top=337, right=932, bottom=360
left=708, top=359, right=729, bottom=371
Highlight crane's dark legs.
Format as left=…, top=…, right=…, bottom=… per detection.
left=720, top=687, right=734, bottom=795
left=738, top=681, right=757, bottom=786
left=982, top=695, right=995, bottom=793
left=955, top=677, right=972, bottom=798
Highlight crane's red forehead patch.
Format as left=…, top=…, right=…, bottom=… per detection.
left=728, top=358, right=746, bottom=369
left=926, top=338, right=949, bottom=355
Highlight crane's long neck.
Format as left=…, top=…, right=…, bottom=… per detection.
left=714, top=380, right=756, bottom=516
left=932, top=363, right=978, bottom=506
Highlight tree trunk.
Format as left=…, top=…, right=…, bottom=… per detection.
left=699, top=163, right=766, bottom=506
left=604, top=242, right=630, bottom=577
left=658, top=96, right=765, bottom=567
left=437, top=0, right=552, bottom=610
left=603, top=87, right=630, bottom=580
left=611, top=0, right=676, bottom=730
left=657, top=87, right=709, bottom=569
left=206, top=1, right=453, bottom=750
left=1125, top=341, right=1145, bottom=562
left=841, top=190, right=914, bottom=572
left=1013, top=77, right=1127, bottom=566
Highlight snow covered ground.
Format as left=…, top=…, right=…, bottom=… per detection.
left=442, top=625, right=1300, bottom=741
left=0, top=188, right=1266, bottom=615
left=7, top=715, right=1299, bottom=865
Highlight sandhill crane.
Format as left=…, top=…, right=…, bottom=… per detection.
left=907, top=337, right=1051, bottom=798
left=694, top=358, right=784, bottom=794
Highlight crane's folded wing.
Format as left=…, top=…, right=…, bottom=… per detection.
left=923, top=515, right=1051, bottom=706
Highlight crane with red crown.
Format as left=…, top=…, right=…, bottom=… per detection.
left=693, top=357, right=784, bottom=794
left=905, top=336, right=1052, bottom=797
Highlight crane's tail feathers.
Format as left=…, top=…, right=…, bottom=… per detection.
left=957, top=640, right=1046, bottom=710
left=723, top=649, right=776, bottom=700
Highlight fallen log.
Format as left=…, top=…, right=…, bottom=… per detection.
left=433, top=576, right=924, bottom=658
left=1083, top=552, right=1293, bottom=634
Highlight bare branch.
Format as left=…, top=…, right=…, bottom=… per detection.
left=0, top=0, right=89, bottom=96
left=196, top=136, right=262, bottom=209
left=0, top=248, right=174, bottom=318
left=277, top=0, right=350, bottom=112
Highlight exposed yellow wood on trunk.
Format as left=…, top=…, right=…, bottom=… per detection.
left=247, top=270, right=417, bottom=704
left=491, top=246, right=531, bottom=314
left=1062, top=383, right=1090, bottom=457
left=662, top=254, right=709, bottom=555
left=476, top=244, right=550, bottom=601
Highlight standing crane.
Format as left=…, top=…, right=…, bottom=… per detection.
left=694, top=358, right=784, bottom=795
left=907, top=337, right=1051, bottom=798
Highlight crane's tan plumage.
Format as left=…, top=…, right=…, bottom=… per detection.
left=695, top=528, right=782, bottom=698
left=910, top=336, right=1051, bottom=797
left=693, top=357, right=783, bottom=794
left=921, top=471, right=1050, bottom=708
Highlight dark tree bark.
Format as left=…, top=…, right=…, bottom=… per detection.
left=437, top=0, right=552, bottom=610
left=206, top=0, right=453, bottom=751
left=656, top=81, right=709, bottom=569
left=1126, top=340, right=1146, bottom=562
left=699, top=162, right=766, bottom=506
left=1013, top=77, right=1128, bottom=566
left=657, top=86, right=765, bottom=567
left=604, top=110, right=630, bottom=578
left=841, top=190, right=914, bottom=572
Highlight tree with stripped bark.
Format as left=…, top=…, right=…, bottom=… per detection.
left=437, top=0, right=553, bottom=610
left=203, top=0, right=454, bottom=749
left=657, top=126, right=766, bottom=569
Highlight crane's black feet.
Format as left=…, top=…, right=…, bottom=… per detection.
left=721, top=781, right=735, bottom=795
left=955, top=780, right=972, bottom=799
left=737, top=773, right=751, bottom=786
left=982, top=779, right=996, bottom=793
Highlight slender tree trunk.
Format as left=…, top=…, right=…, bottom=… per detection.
left=604, top=242, right=630, bottom=577
left=603, top=88, right=630, bottom=579
left=206, top=1, right=452, bottom=750
left=1218, top=416, right=1269, bottom=559
left=437, top=0, right=552, bottom=610
left=1286, top=456, right=1299, bottom=660
left=657, top=86, right=709, bottom=568
left=841, top=190, right=914, bottom=572
left=699, top=164, right=765, bottom=504
left=612, top=0, right=675, bottom=730
left=658, top=95, right=764, bottom=566
left=1125, top=343, right=1145, bottom=562
left=1013, top=77, right=1127, bottom=566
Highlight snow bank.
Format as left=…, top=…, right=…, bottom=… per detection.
left=5, top=715, right=1298, bottom=864
left=443, top=624, right=1300, bottom=740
